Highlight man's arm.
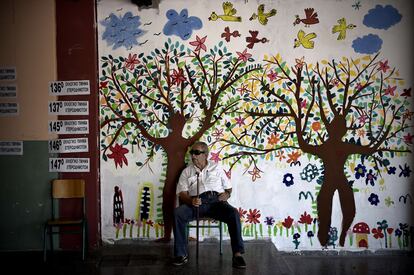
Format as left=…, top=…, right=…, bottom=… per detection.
left=179, top=191, right=201, bottom=207
left=218, top=188, right=232, bottom=201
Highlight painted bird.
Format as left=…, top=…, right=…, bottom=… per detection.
left=293, top=8, right=319, bottom=27
left=294, top=29, right=317, bottom=49
left=221, top=26, right=241, bottom=42
left=246, top=30, right=269, bottom=49
left=332, top=18, right=356, bottom=40
left=209, top=2, right=242, bottom=22
left=249, top=4, right=277, bottom=25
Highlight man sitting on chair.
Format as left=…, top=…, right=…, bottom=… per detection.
left=172, top=141, right=246, bottom=269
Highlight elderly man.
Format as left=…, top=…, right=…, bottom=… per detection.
left=172, top=141, right=246, bottom=269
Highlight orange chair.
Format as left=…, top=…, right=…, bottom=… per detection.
left=43, top=179, right=87, bottom=261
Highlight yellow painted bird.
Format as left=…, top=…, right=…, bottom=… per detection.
left=249, top=4, right=277, bottom=25
left=209, top=2, right=242, bottom=22
left=332, top=18, right=356, bottom=40
left=294, top=29, right=317, bottom=49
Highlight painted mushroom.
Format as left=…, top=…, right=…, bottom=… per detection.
left=352, top=222, right=370, bottom=248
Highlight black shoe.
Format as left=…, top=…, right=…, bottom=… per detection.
left=232, top=255, right=246, bottom=269
left=172, top=255, right=188, bottom=266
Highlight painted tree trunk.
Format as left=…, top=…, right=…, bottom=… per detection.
left=316, top=150, right=356, bottom=247
left=160, top=145, right=188, bottom=240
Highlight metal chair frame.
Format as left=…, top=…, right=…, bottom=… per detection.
left=43, top=179, right=87, bottom=262
left=186, top=218, right=223, bottom=256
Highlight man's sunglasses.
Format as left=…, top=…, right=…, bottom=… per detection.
left=190, top=149, right=205, bottom=155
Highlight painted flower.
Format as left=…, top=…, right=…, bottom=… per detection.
left=311, top=121, right=321, bottom=131
left=378, top=60, right=390, bottom=73
left=307, top=230, right=314, bottom=238
left=171, top=68, right=186, bottom=85
left=209, top=152, right=221, bottom=163
left=299, top=211, right=312, bottom=225
left=267, top=70, right=278, bottom=82
left=125, top=53, right=140, bottom=70
left=387, top=166, right=396, bottom=175
left=264, top=216, right=275, bottom=226
left=354, top=164, right=367, bottom=179
left=372, top=227, right=384, bottom=239
left=275, top=150, right=286, bottom=161
left=212, top=128, right=224, bottom=140
left=399, top=164, right=412, bottom=178
left=358, top=113, right=368, bottom=124
left=236, top=84, right=249, bottom=95
left=287, top=151, right=301, bottom=164
left=267, top=133, right=280, bottom=146
left=236, top=49, right=252, bottom=62
left=365, top=169, right=377, bottom=186
left=293, top=233, right=301, bottom=240
left=107, top=143, right=129, bottom=168
left=246, top=209, right=261, bottom=224
left=248, top=167, right=262, bottom=182
left=238, top=207, right=247, bottom=220
left=404, top=133, right=413, bottom=144
left=282, top=216, right=294, bottom=229
left=384, top=85, right=396, bottom=96
left=235, top=116, right=245, bottom=127
left=283, top=173, right=294, bottom=187
left=189, top=35, right=207, bottom=52
left=368, top=193, right=380, bottom=206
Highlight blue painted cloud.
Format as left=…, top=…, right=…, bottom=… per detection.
left=363, top=5, right=402, bottom=30
left=352, top=34, right=383, bottom=54
left=163, top=9, right=202, bottom=40
left=101, top=12, right=145, bottom=49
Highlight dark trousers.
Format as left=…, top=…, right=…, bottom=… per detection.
left=173, top=191, right=244, bottom=257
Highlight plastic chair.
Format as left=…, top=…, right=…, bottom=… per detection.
left=43, top=179, right=87, bottom=262
left=187, top=218, right=223, bottom=256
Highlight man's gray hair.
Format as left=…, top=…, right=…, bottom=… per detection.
left=192, top=141, right=209, bottom=153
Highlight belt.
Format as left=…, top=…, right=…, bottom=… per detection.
left=199, top=191, right=218, bottom=197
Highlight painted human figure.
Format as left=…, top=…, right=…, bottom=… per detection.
left=172, top=141, right=246, bottom=269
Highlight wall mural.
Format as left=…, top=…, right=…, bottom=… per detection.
left=97, top=0, right=413, bottom=251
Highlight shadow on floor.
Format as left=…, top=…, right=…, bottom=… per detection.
left=3, top=239, right=414, bottom=275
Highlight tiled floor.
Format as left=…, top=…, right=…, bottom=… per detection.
left=4, top=239, right=414, bottom=275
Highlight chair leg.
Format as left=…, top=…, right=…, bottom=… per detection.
left=43, top=225, right=48, bottom=262
left=219, top=222, right=223, bottom=255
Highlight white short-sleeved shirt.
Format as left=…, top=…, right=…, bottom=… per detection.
left=176, top=161, right=231, bottom=197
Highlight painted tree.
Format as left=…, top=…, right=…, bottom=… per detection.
left=213, top=53, right=412, bottom=246
left=99, top=38, right=260, bottom=240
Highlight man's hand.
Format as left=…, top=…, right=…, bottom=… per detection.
left=218, top=190, right=231, bottom=201
left=192, top=197, right=202, bottom=207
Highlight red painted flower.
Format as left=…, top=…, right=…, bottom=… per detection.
left=107, top=143, right=129, bottom=168
left=378, top=60, right=390, bottom=73
left=246, top=209, right=261, bottom=224
left=282, top=216, right=294, bottom=229
left=171, top=68, right=186, bottom=86
left=298, top=211, right=312, bottom=225
left=372, top=227, right=384, bottom=239
left=404, top=133, right=413, bottom=144
left=238, top=207, right=247, bottom=219
left=236, top=49, right=252, bottom=62
left=384, top=85, right=396, bottom=96
left=125, top=53, right=140, bottom=70
left=189, top=35, right=207, bottom=52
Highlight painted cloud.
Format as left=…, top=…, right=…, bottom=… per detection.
left=363, top=5, right=402, bottom=30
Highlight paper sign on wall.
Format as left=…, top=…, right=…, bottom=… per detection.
left=0, top=141, right=23, bottom=155
left=49, top=157, right=90, bottom=172
left=0, top=84, right=17, bottom=98
left=0, top=103, right=19, bottom=116
left=48, top=137, right=89, bottom=153
left=49, top=80, right=90, bottom=96
left=0, top=67, right=16, bottom=81
left=48, top=101, right=89, bottom=115
left=48, top=119, right=89, bottom=134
